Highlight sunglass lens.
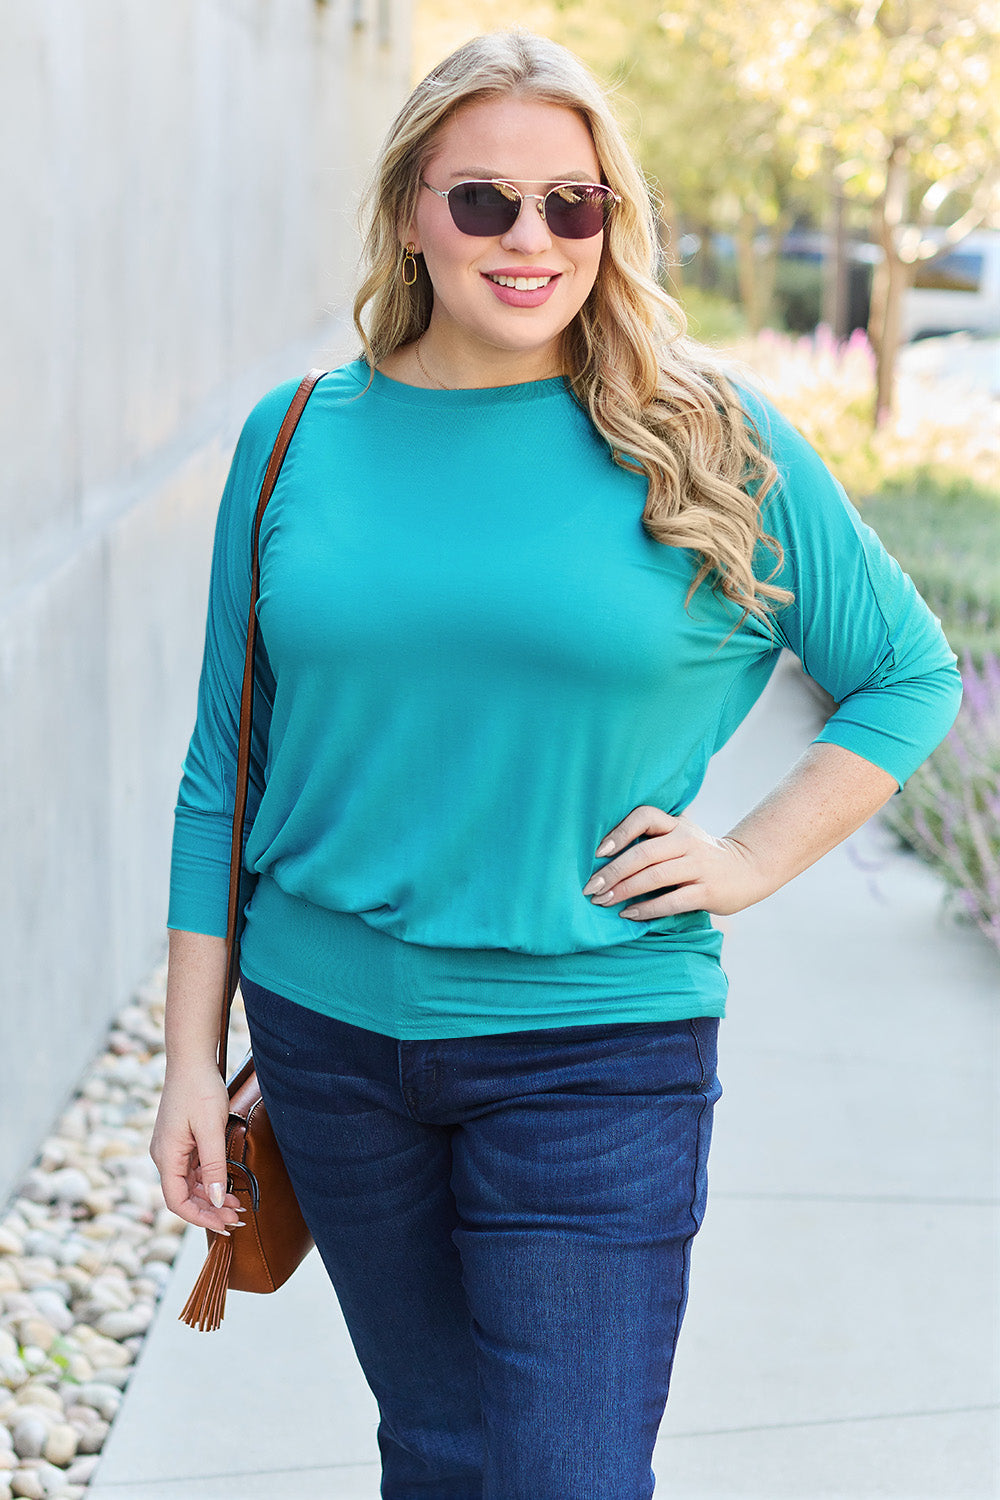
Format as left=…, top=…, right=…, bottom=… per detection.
left=545, top=185, right=613, bottom=239
left=447, top=182, right=520, bottom=236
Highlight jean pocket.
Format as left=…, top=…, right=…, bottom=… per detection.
left=687, top=1016, right=720, bottom=1095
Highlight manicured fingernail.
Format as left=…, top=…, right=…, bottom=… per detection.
left=621, top=910, right=643, bottom=920
left=583, top=875, right=606, bottom=895
left=592, top=891, right=617, bottom=905
left=209, top=1184, right=224, bottom=1208
left=596, top=838, right=615, bottom=857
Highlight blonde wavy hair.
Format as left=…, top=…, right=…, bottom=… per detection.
left=353, top=30, right=791, bottom=623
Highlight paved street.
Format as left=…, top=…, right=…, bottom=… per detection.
left=88, top=656, right=999, bottom=1500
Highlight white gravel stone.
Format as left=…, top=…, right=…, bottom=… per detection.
left=71, top=1419, right=108, bottom=1455
left=53, top=1272, right=86, bottom=1301
left=62, top=1456, right=97, bottom=1485
left=61, top=1358, right=91, bottom=1388
left=153, top=1207, right=185, bottom=1237
left=40, top=1424, right=77, bottom=1468
left=11, top=1460, right=65, bottom=1499
left=26, top=1298, right=70, bottom=1339
left=0, top=965, right=178, bottom=1485
left=71, top=1384, right=120, bottom=1423
left=80, top=1192, right=115, bottom=1218
left=47, top=1177, right=89, bottom=1212
left=11, top=1415, right=47, bottom=1461
left=131, top=1275, right=163, bottom=1300
left=67, top=1332, right=129, bottom=1370
left=18, top=1243, right=56, bottom=1268
left=15, top=1272, right=56, bottom=1297
left=12, top=1392, right=60, bottom=1417
left=0, top=1300, right=32, bottom=1322
left=93, top=1306, right=151, bottom=1341
left=0, top=1357, right=28, bottom=1391
left=10, top=1471, right=45, bottom=1500
left=141, top=1235, right=182, bottom=1265
left=7, top=1423, right=47, bottom=1450
left=69, top=1251, right=102, bottom=1279
left=38, top=1463, right=70, bottom=1499
left=13, top=1329, right=54, bottom=1363
left=105, top=1244, right=141, bottom=1277
left=37, top=1144, right=67, bottom=1173
left=83, top=1275, right=130, bottom=1311
left=50, top=1244, right=84, bottom=1274
left=15, top=1181, right=47, bottom=1211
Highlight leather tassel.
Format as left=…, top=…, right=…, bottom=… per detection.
left=178, top=1233, right=234, bottom=1332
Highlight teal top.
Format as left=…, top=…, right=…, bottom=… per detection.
left=168, top=360, right=961, bottom=1037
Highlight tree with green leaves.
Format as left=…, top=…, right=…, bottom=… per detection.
left=416, top=0, right=999, bottom=417
left=730, top=0, right=1000, bottom=419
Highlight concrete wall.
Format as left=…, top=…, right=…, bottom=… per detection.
left=0, top=0, right=411, bottom=1204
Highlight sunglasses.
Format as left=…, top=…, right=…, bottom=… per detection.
left=421, top=179, right=620, bottom=240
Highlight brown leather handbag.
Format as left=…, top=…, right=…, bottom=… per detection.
left=179, top=369, right=327, bottom=1332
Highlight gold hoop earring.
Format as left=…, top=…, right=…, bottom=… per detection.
left=401, top=243, right=418, bottom=286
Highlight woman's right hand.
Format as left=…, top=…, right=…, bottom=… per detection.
left=149, top=1062, right=244, bottom=1234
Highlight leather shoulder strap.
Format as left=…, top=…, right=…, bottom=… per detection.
left=218, top=368, right=328, bottom=1078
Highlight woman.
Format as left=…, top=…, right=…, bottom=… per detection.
left=151, top=29, right=961, bottom=1499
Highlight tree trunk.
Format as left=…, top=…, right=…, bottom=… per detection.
left=874, top=249, right=914, bottom=423
left=757, top=211, right=791, bottom=331
left=869, top=140, right=911, bottom=425
left=736, top=211, right=762, bottom=331
left=822, top=174, right=849, bottom=338
left=868, top=253, right=887, bottom=361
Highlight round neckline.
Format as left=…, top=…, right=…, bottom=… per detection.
left=347, top=358, right=571, bottom=407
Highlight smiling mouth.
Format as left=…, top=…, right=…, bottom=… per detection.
left=486, top=273, right=556, bottom=290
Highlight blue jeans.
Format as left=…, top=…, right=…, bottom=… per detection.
left=241, top=975, right=721, bottom=1500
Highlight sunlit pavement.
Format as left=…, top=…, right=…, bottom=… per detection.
left=88, top=656, right=998, bottom=1499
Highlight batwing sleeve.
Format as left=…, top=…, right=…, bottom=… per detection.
left=745, top=390, right=963, bottom=789
left=166, top=380, right=300, bottom=936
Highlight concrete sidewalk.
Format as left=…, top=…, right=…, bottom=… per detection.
left=89, top=658, right=999, bottom=1500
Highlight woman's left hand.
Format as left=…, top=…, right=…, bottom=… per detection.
left=585, top=750, right=900, bottom=922
left=583, top=805, right=770, bottom=920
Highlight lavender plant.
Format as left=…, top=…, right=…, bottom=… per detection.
left=882, top=653, right=1000, bottom=952
left=730, top=325, right=999, bottom=953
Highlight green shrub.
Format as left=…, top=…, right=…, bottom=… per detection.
left=677, top=287, right=748, bottom=345
left=732, top=328, right=1000, bottom=954
left=772, top=258, right=823, bottom=334
left=858, top=481, right=1000, bottom=664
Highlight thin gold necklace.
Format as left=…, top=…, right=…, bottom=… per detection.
left=415, top=337, right=451, bottom=391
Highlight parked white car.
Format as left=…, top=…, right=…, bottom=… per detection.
left=901, top=229, right=1000, bottom=342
